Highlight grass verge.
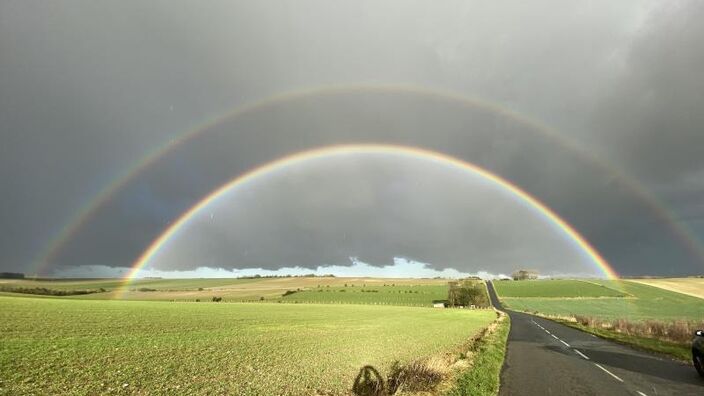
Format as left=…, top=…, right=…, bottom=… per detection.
left=446, top=311, right=510, bottom=396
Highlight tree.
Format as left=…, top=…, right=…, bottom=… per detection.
left=512, top=269, right=539, bottom=280
left=447, top=280, right=490, bottom=308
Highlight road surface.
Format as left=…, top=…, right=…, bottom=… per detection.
left=487, top=281, right=703, bottom=395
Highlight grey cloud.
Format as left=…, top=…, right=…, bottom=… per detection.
left=50, top=92, right=702, bottom=276
left=1, top=1, right=702, bottom=277
left=590, top=1, right=704, bottom=182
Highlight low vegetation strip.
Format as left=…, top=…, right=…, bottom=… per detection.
left=280, top=284, right=449, bottom=306
left=493, top=279, right=625, bottom=298
left=544, top=315, right=693, bottom=362
left=0, top=285, right=104, bottom=296
left=0, top=295, right=495, bottom=395
left=571, top=315, right=703, bottom=345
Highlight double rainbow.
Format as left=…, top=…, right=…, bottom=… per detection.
left=34, top=84, right=703, bottom=279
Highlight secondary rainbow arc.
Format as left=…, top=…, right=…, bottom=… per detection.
left=35, top=84, right=704, bottom=277
left=122, top=144, right=619, bottom=293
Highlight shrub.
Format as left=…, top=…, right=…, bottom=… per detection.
left=212, top=296, right=222, bottom=302
left=447, top=281, right=490, bottom=308
left=390, top=358, right=447, bottom=392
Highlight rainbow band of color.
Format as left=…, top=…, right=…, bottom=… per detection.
left=123, top=144, right=619, bottom=289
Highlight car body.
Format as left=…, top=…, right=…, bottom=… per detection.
left=694, top=330, right=704, bottom=378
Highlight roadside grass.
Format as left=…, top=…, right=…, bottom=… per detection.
left=446, top=312, right=510, bottom=396
left=280, top=284, right=449, bottom=307
left=0, top=295, right=495, bottom=395
left=493, top=279, right=625, bottom=298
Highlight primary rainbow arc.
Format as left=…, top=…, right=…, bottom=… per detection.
left=124, top=144, right=619, bottom=291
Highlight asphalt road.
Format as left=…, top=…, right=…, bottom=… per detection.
left=487, top=281, right=703, bottom=395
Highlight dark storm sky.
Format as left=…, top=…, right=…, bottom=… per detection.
left=1, top=1, right=703, bottom=277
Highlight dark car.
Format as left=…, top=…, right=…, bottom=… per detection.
left=694, top=330, right=704, bottom=377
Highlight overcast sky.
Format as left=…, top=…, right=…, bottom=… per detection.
left=1, top=0, right=703, bottom=278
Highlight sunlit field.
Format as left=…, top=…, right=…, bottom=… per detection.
left=0, top=286, right=496, bottom=395
left=493, top=279, right=626, bottom=298
left=629, top=277, right=704, bottom=299
left=496, top=279, right=704, bottom=321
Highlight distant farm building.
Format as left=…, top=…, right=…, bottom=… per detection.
left=512, top=269, right=539, bottom=280
left=432, top=300, right=448, bottom=308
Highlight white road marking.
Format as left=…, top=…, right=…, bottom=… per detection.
left=529, top=316, right=644, bottom=391
left=532, top=320, right=545, bottom=330
left=594, top=363, right=623, bottom=382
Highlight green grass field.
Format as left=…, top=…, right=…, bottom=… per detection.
left=493, top=279, right=626, bottom=298
left=280, top=284, right=448, bottom=306
left=0, top=277, right=448, bottom=302
left=497, top=279, right=704, bottom=321
left=0, top=277, right=261, bottom=291
left=0, top=295, right=495, bottom=395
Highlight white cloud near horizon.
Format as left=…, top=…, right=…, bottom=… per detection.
left=50, top=257, right=604, bottom=280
